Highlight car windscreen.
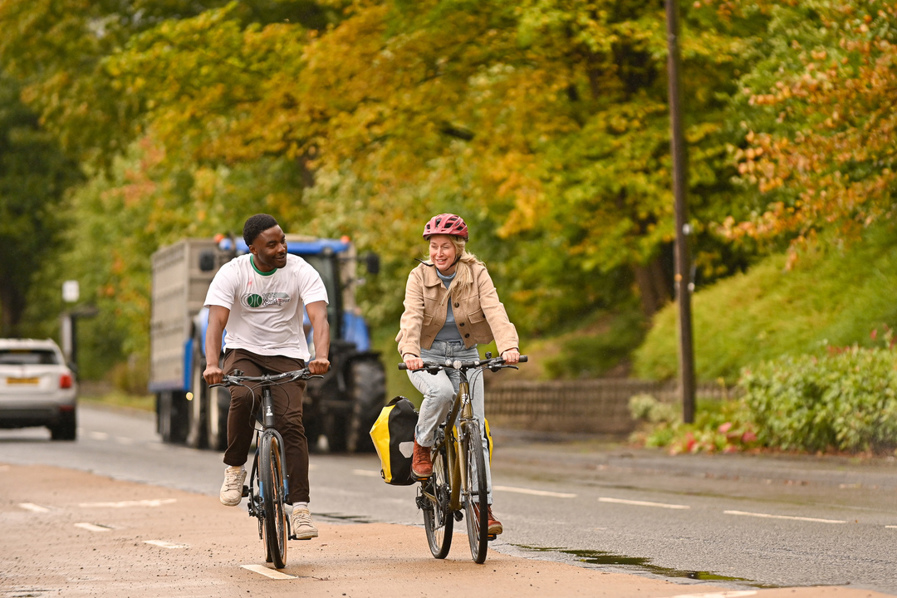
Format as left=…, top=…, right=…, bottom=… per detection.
left=0, top=349, right=60, bottom=366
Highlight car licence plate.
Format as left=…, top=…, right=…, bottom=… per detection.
left=7, top=377, right=39, bottom=385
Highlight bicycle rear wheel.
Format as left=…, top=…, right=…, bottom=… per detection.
left=422, top=443, right=453, bottom=558
left=259, top=432, right=288, bottom=569
left=462, top=420, right=489, bottom=564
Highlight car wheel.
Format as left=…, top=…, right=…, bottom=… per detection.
left=50, top=410, right=77, bottom=441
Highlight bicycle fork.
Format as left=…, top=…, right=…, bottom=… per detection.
left=448, top=380, right=473, bottom=512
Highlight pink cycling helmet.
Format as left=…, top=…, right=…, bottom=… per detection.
left=423, top=213, right=469, bottom=241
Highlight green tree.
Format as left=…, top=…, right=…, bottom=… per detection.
left=721, top=0, right=897, bottom=260
left=0, top=73, right=81, bottom=336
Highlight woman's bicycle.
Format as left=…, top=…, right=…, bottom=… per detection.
left=211, top=367, right=321, bottom=569
left=400, top=353, right=527, bottom=564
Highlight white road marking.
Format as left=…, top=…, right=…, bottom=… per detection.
left=599, top=497, right=690, bottom=510
left=79, top=499, right=177, bottom=508
left=144, top=540, right=188, bottom=549
left=75, top=522, right=112, bottom=532
left=19, top=503, right=50, bottom=513
left=353, top=469, right=380, bottom=477
left=241, top=564, right=296, bottom=579
left=669, top=592, right=757, bottom=598
left=494, top=485, right=577, bottom=498
left=88, top=431, right=109, bottom=440
left=115, top=436, right=135, bottom=445
left=724, top=510, right=846, bottom=524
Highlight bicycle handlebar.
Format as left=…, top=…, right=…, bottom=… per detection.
left=210, top=367, right=322, bottom=388
left=398, top=354, right=527, bottom=373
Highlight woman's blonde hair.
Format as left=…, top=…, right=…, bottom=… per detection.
left=426, top=236, right=482, bottom=305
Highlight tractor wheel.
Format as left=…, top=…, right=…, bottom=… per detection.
left=345, top=359, right=386, bottom=453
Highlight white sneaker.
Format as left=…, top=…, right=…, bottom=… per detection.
left=219, top=466, right=246, bottom=506
left=290, top=507, right=318, bottom=540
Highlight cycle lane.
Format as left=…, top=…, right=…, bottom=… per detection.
left=1, top=462, right=891, bottom=598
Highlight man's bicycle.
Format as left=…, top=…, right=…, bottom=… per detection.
left=211, top=368, right=321, bottom=569
left=400, top=353, right=526, bottom=564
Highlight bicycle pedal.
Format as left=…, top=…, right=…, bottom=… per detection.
left=487, top=534, right=497, bottom=542
left=453, top=511, right=463, bottom=522
left=241, top=485, right=249, bottom=497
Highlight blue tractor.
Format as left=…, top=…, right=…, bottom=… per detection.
left=150, top=235, right=385, bottom=453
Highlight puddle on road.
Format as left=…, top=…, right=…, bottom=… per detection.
left=318, top=512, right=376, bottom=524
left=513, top=545, right=772, bottom=587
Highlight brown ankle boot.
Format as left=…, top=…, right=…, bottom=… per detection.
left=411, top=440, right=432, bottom=478
left=487, top=506, right=503, bottom=535
left=472, top=504, right=503, bottom=536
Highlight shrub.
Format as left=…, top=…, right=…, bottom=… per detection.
left=109, top=354, right=150, bottom=396
left=739, top=333, right=897, bottom=453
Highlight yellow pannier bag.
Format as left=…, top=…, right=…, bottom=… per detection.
left=369, top=396, right=418, bottom=486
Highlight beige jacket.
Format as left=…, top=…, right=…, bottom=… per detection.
left=396, top=261, right=519, bottom=357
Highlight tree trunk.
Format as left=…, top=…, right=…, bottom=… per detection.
left=0, top=281, right=25, bottom=337
left=633, top=256, right=671, bottom=318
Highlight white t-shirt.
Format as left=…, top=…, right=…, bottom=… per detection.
left=204, top=254, right=329, bottom=360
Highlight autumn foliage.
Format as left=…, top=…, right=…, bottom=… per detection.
left=0, top=0, right=895, bottom=374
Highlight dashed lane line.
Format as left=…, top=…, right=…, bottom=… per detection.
left=724, top=510, right=846, bottom=524
left=74, top=522, right=112, bottom=532
left=353, top=469, right=380, bottom=477
left=599, top=497, right=690, bottom=510
left=241, top=564, right=296, bottom=579
left=79, top=499, right=177, bottom=508
left=668, top=592, right=757, bottom=598
left=18, top=503, right=50, bottom=513
left=494, top=485, right=577, bottom=498
left=145, top=540, right=189, bottom=549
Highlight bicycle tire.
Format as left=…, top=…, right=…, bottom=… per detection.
left=259, top=433, right=288, bottom=569
left=423, top=443, right=453, bottom=558
left=463, top=420, right=489, bottom=564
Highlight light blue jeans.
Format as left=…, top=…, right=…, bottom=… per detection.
left=408, top=340, right=493, bottom=505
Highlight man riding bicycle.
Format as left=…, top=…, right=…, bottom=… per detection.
left=203, top=213, right=331, bottom=540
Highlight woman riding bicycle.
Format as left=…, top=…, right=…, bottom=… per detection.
left=396, top=213, right=520, bottom=536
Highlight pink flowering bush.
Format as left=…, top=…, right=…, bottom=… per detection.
left=628, top=394, right=761, bottom=454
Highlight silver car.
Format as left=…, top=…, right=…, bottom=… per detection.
left=0, top=338, right=78, bottom=440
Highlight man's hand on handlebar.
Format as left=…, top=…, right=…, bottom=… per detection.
left=203, top=364, right=224, bottom=386
left=308, top=357, right=330, bottom=376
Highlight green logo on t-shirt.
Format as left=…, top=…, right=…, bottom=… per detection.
left=241, top=292, right=291, bottom=309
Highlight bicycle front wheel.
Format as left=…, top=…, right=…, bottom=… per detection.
left=462, top=420, right=489, bottom=564
left=422, top=443, right=453, bottom=558
left=259, top=432, right=288, bottom=569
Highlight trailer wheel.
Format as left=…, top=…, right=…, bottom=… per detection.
left=206, top=355, right=230, bottom=451
left=185, top=344, right=207, bottom=449
left=158, top=390, right=187, bottom=444
left=342, top=359, right=386, bottom=453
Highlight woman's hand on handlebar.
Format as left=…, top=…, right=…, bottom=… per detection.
left=403, top=353, right=424, bottom=372
left=501, top=348, right=520, bottom=365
